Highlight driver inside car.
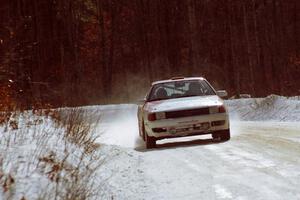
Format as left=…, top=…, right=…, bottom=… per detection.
left=186, top=82, right=201, bottom=96
left=155, top=87, right=168, bottom=99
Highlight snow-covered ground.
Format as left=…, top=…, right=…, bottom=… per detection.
left=1, top=95, right=300, bottom=199
left=96, top=95, right=300, bottom=200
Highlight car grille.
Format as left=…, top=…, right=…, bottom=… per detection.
left=165, top=107, right=210, bottom=119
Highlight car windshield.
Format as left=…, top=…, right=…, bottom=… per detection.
left=147, top=80, right=216, bottom=102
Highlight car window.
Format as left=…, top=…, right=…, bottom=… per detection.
left=147, top=80, right=215, bottom=101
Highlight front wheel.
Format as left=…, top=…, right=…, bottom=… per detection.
left=139, top=121, right=146, bottom=141
left=212, top=129, right=230, bottom=141
left=220, top=130, right=230, bottom=141
left=145, top=132, right=156, bottom=149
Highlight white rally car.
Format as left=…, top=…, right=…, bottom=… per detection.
left=137, top=77, right=230, bottom=149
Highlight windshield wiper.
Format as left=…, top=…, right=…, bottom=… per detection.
left=177, top=94, right=200, bottom=98
left=148, top=98, right=169, bottom=102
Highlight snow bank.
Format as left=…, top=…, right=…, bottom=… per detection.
left=225, top=95, right=300, bottom=121
left=0, top=110, right=108, bottom=200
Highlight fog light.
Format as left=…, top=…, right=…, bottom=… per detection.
left=152, top=128, right=167, bottom=133
left=211, top=120, right=226, bottom=126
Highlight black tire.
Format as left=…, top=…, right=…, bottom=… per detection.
left=139, top=120, right=146, bottom=141
left=145, top=132, right=156, bottom=149
left=212, top=133, right=220, bottom=139
left=212, top=130, right=230, bottom=141
left=142, top=123, right=146, bottom=141
left=220, top=129, right=230, bottom=141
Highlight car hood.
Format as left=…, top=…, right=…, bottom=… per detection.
left=144, top=95, right=224, bottom=113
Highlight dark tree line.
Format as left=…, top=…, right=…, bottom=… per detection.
left=0, top=0, right=299, bottom=108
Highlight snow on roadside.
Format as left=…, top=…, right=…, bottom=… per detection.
left=225, top=95, right=300, bottom=121
left=0, top=110, right=107, bottom=200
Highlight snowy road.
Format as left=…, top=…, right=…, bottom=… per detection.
left=97, top=104, right=300, bottom=200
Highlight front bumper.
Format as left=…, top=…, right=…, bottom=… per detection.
left=144, top=113, right=229, bottom=139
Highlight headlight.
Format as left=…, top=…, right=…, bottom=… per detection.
left=209, top=105, right=226, bottom=114
left=156, top=112, right=166, bottom=120
left=209, top=106, right=219, bottom=114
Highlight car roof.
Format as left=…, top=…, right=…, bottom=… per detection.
left=151, top=77, right=206, bottom=85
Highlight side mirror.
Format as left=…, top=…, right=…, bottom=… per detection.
left=217, top=90, right=228, bottom=98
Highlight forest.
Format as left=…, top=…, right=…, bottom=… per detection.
left=1, top=0, right=299, bottom=109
